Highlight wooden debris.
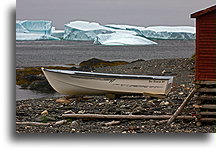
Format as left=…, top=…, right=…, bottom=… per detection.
left=199, top=112, right=216, bottom=116
left=16, top=122, right=50, bottom=126
left=16, top=120, right=68, bottom=126
left=62, top=113, right=194, bottom=120
left=198, top=88, right=216, bottom=93
left=55, top=99, right=71, bottom=103
left=198, top=95, right=216, bottom=100
left=103, top=121, right=121, bottom=126
left=199, top=118, right=216, bottom=122
left=167, top=88, right=197, bottom=125
left=195, top=81, right=216, bottom=85
left=193, top=104, right=216, bottom=109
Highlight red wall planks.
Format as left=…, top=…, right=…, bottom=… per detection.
left=191, top=6, right=216, bottom=82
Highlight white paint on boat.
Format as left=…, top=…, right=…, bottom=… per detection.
left=42, top=68, right=173, bottom=96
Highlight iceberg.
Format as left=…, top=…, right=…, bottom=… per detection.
left=94, top=32, right=157, bottom=46
left=63, top=21, right=139, bottom=41
left=139, top=26, right=196, bottom=40
left=16, top=20, right=60, bottom=40
left=51, top=28, right=65, bottom=39
left=16, top=33, right=60, bottom=41
left=16, top=20, right=53, bottom=34
left=16, top=21, right=29, bottom=33
left=63, top=21, right=115, bottom=41
left=105, top=24, right=145, bottom=34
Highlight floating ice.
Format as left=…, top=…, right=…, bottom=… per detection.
left=139, top=26, right=196, bottom=40
left=16, top=20, right=53, bottom=34
left=51, top=27, right=65, bottom=39
left=105, top=24, right=145, bottom=34
left=63, top=21, right=114, bottom=41
left=16, top=21, right=29, bottom=33
left=16, top=20, right=60, bottom=40
left=94, top=32, right=157, bottom=46
left=16, top=33, right=60, bottom=41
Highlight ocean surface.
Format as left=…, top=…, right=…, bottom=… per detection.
left=16, top=40, right=195, bottom=67
left=16, top=40, right=195, bottom=100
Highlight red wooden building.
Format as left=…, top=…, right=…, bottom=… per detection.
left=191, top=5, right=216, bottom=83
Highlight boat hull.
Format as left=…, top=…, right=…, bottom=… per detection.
left=42, top=68, right=173, bottom=96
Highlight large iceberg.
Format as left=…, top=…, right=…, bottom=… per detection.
left=106, top=24, right=195, bottom=40
left=16, top=20, right=196, bottom=41
left=16, top=33, right=60, bottom=41
left=16, top=20, right=53, bottom=34
left=64, top=21, right=114, bottom=41
left=51, top=27, right=65, bottom=39
left=139, top=26, right=196, bottom=40
left=105, top=24, right=145, bottom=34
left=16, top=20, right=60, bottom=40
left=94, top=32, right=157, bottom=46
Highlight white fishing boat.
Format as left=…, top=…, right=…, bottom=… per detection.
left=42, top=68, right=174, bottom=97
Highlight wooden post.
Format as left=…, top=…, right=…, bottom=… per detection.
left=167, top=88, right=197, bottom=125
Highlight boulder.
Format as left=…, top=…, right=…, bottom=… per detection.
left=79, top=58, right=129, bottom=71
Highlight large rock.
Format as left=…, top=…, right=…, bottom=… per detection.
left=28, top=80, right=55, bottom=93
left=79, top=58, right=129, bottom=71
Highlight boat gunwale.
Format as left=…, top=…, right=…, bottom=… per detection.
left=42, top=68, right=173, bottom=81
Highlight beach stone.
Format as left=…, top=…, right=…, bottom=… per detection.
left=41, top=110, right=48, bottom=115
left=178, top=92, right=184, bottom=95
left=71, top=121, right=79, bottom=127
left=78, top=110, right=85, bottom=114
left=159, top=101, right=170, bottom=106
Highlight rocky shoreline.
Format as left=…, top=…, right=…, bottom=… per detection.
left=16, top=58, right=216, bottom=133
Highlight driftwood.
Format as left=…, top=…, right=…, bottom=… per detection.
left=62, top=113, right=194, bottom=120
left=103, top=121, right=121, bottom=126
left=198, top=95, right=216, bottom=100
left=167, top=88, right=197, bottom=125
left=16, top=120, right=67, bottom=126
left=199, top=112, right=216, bottom=116
left=193, top=104, right=216, bottom=110
left=199, top=118, right=216, bottom=122
left=16, top=122, right=50, bottom=126
left=195, top=81, right=216, bottom=85
left=198, top=88, right=216, bottom=93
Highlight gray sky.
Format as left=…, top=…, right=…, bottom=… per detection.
left=16, top=0, right=215, bottom=29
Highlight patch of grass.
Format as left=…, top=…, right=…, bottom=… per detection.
left=191, top=53, right=196, bottom=61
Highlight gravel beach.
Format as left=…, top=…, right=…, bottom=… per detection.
left=16, top=58, right=216, bottom=133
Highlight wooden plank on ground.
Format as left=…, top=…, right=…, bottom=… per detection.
left=62, top=114, right=194, bottom=120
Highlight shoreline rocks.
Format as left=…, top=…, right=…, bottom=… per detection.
left=16, top=57, right=216, bottom=133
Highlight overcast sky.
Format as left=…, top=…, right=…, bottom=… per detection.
left=16, top=0, right=215, bottom=29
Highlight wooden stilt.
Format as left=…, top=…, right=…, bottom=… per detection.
left=167, top=88, right=197, bottom=125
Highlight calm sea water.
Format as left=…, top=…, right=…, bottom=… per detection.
left=16, top=85, right=63, bottom=100
left=16, top=40, right=195, bottom=67
left=16, top=40, right=195, bottom=100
